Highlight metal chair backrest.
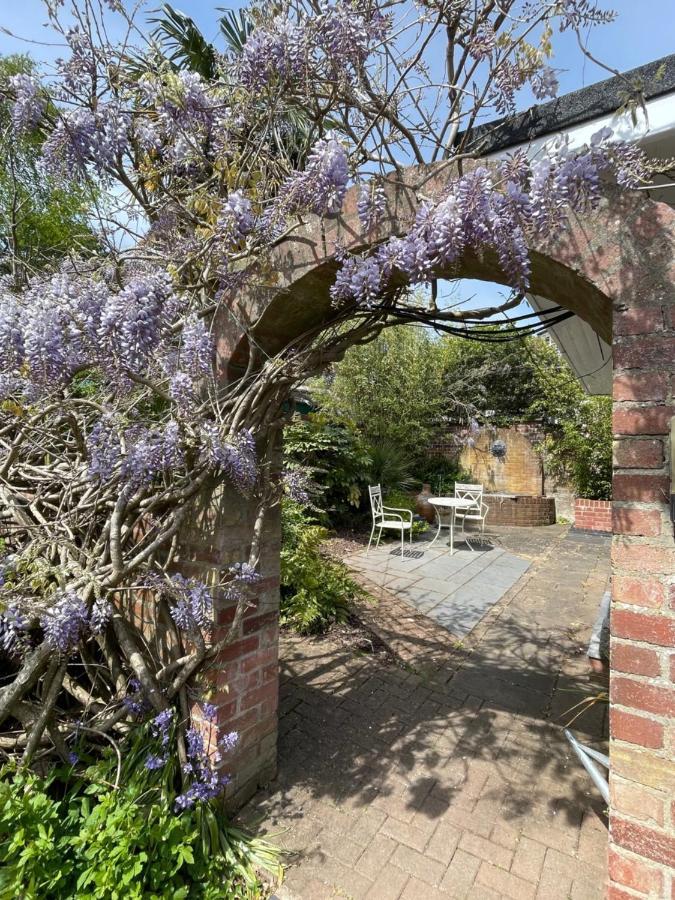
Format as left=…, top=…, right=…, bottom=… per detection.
left=369, top=484, right=384, bottom=520
left=455, top=482, right=483, bottom=511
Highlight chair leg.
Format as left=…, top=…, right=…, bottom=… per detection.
left=366, top=523, right=376, bottom=554
left=375, top=527, right=382, bottom=549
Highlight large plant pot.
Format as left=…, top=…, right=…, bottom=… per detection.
left=415, top=483, right=435, bottom=523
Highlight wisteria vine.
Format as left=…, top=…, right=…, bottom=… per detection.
left=0, top=0, right=661, bottom=792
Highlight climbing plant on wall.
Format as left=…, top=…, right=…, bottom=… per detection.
left=0, top=0, right=657, bottom=781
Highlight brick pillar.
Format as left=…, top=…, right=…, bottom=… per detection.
left=609, top=303, right=675, bottom=897
left=174, top=472, right=281, bottom=810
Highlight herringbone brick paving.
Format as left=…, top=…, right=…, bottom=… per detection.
left=241, top=526, right=610, bottom=899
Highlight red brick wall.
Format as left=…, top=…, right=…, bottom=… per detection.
left=609, top=282, right=675, bottom=896
left=175, top=471, right=282, bottom=810
left=485, top=494, right=556, bottom=526
left=574, top=498, right=613, bottom=533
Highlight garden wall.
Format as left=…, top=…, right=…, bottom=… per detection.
left=574, top=498, right=613, bottom=533
left=485, top=494, right=556, bottom=526
left=430, top=423, right=574, bottom=519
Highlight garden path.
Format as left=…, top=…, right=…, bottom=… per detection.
left=240, top=526, right=610, bottom=900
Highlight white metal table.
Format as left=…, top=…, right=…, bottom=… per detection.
left=428, top=497, right=476, bottom=555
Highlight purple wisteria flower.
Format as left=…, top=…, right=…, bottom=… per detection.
left=217, top=191, right=255, bottom=248
left=168, top=575, right=213, bottom=631
left=531, top=66, right=559, bottom=100
left=200, top=424, right=257, bottom=492
left=41, top=591, right=89, bottom=654
left=87, top=419, right=121, bottom=482
left=90, top=600, right=112, bottom=635
left=0, top=602, right=29, bottom=656
left=180, top=315, right=213, bottom=376
left=121, top=421, right=184, bottom=487
left=316, top=2, right=387, bottom=70
left=8, top=73, right=45, bottom=133
left=228, top=562, right=262, bottom=585
left=357, top=182, right=386, bottom=232
left=238, top=18, right=306, bottom=93
left=279, top=137, right=349, bottom=216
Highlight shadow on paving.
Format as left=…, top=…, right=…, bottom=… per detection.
left=241, top=528, right=610, bottom=898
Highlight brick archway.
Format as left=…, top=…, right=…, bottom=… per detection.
left=208, top=163, right=675, bottom=891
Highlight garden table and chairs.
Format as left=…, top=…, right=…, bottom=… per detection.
left=427, top=484, right=490, bottom=555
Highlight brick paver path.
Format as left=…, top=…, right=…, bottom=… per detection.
left=241, top=527, right=610, bottom=899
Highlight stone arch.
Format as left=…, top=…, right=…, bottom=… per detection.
left=207, top=162, right=675, bottom=888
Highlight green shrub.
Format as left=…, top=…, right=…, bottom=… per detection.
left=280, top=501, right=364, bottom=633
left=0, top=726, right=281, bottom=899
left=283, top=414, right=371, bottom=526
left=543, top=396, right=612, bottom=501
left=415, top=456, right=469, bottom=496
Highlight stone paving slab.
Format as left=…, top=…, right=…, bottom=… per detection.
left=345, top=537, right=530, bottom=637
left=243, top=526, right=611, bottom=900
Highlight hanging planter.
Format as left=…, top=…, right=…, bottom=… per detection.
left=490, top=439, right=507, bottom=460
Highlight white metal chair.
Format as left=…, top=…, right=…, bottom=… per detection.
left=454, top=482, right=489, bottom=536
left=367, top=484, right=413, bottom=555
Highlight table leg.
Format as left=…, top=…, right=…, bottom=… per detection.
left=449, top=507, right=455, bottom=555
left=427, top=506, right=443, bottom=548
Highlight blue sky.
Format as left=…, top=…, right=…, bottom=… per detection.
left=1, top=0, right=671, bottom=85
left=1, top=0, right=670, bottom=314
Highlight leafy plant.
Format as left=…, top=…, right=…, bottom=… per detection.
left=368, top=442, right=416, bottom=494
left=542, top=396, right=612, bottom=500
left=284, top=414, right=372, bottom=524
left=0, top=723, right=281, bottom=900
left=280, top=501, right=364, bottom=633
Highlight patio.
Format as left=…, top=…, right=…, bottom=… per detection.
left=241, top=526, right=611, bottom=899
left=344, top=534, right=531, bottom=638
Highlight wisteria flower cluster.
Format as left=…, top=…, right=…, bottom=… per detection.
left=39, top=591, right=111, bottom=655
left=332, top=128, right=649, bottom=305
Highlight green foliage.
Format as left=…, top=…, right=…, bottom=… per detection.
left=382, top=490, right=428, bottom=537
left=416, top=456, right=469, bottom=496
left=0, top=726, right=281, bottom=899
left=284, top=414, right=371, bottom=522
left=0, top=55, right=98, bottom=282
left=542, top=396, right=613, bottom=500
left=368, top=442, right=416, bottom=494
left=441, top=327, right=582, bottom=426
left=317, top=327, right=448, bottom=461
left=280, top=501, right=364, bottom=633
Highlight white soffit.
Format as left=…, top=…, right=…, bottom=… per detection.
left=527, top=294, right=613, bottom=395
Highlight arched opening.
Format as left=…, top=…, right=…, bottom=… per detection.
left=219, top=163, right=675, bottom=883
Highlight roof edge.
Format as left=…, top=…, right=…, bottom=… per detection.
left=465, top=53, right=675, bottom=156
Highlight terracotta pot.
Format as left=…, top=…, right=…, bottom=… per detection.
left=415, top=483, right=435, bottom=523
